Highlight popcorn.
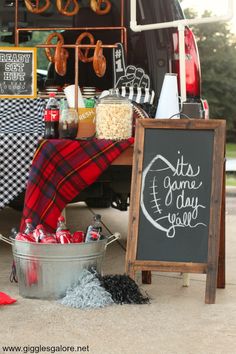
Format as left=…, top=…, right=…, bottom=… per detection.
left=96, top=103, right=133, bottom=140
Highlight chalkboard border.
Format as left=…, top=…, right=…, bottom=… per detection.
left=126, top=118, right=226, bottom=304
left=0, top=46, right=37, bottom=99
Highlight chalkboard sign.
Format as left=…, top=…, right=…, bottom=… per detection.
left=0, top=47, right=37, bottom=98
left=126, top=119, right=225, bottom=304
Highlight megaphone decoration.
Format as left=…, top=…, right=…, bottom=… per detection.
left=155, top=73, right=180, bottom=119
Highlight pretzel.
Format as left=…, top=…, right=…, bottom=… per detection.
left=44, top=32, right=69, bottom=76
left=54, top=41, right=69, bottom=76
left=93, top=40, right=106, bottom=77
left=24, top=0, right=50, bottom=14
left=45, top=32, right=64, bottom=63
left=75, top=32, right=95, bottom=63
left=90, top=0, right=111, bottom=15
left=56, top=0, right=80, bottom=16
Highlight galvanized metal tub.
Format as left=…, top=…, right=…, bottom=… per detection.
left=0, top=233, right=119, bottom=300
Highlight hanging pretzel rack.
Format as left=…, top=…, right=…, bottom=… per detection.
left=14, top=0, right=127, bottom=108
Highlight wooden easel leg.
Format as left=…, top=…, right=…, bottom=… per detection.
left=205, top=270, right=217, bottom=304
left=217, top=171, right=225, bottom=289
left=142, top=271, right=152, bottom=284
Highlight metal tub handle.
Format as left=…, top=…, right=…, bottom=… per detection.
left=0, top=234, right=14, bottom=246
left=105, top=232, right=120, bottom=249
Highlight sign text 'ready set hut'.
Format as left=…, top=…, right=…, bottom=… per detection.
left=0, top=53, right=31, bottom=82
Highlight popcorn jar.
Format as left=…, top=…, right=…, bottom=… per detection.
left=95, top=89, right=133, bottom=140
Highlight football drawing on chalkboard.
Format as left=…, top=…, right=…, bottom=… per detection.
left=140, top=150, right=207, bottom=238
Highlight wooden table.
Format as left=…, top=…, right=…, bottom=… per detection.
left=111, top=145, right=133, bottom=165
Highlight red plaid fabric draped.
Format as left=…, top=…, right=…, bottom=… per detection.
left=20, top=138, right=134, bottom=233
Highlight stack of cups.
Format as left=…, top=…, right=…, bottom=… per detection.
left=64, top=84, right=85, bottom=108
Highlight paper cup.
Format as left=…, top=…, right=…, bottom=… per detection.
left=77, top=108, right=96, bottom=138
left=64, top=85, right=85, bottom=108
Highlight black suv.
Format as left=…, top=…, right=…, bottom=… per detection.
left=0, top=0, right=206, bottom=210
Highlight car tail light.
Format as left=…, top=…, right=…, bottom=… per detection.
left=172, top=27, right=201, bottom=99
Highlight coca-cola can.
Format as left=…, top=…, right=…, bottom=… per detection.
left=71, top=231, right=85, bottom=243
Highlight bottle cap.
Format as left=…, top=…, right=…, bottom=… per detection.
left=11, top=227, right=18, bottom=238
left=36, top=224, right=44, bottom=229
left=85, top=98, right=95, bottom=108
left=94, top=214, right=101, bottom=221
left=49, top=92, right=56, bottom=97
left=25, top=218, right=32, bottom=223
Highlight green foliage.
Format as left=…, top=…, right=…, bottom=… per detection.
left=226, top=143, right=236, bottom=158
left=184, top=8, right=236, bottom=141
left=25, top=31, right=52, bottom=70
left=226, top=175, right=236, bottom=187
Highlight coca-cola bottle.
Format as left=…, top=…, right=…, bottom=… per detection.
left=85, top=214, right=103, bottom=242
left=17, top=218, right=35, bottom=242
left=43, top=92, right=60, bottom=139
left=32, top=224, right=57, bottom=243
left=33, top=224, right=47, bottom=242
left=56, top=215, right=71, bottom=244
left=24, top=218, right=34, bottom=236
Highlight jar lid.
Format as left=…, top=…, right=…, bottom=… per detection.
left=98, top=89, right=131, bottom=105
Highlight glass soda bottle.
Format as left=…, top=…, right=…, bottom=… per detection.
left=10, top=227, right=18, bottom=239
left=85, top=214, right=103, bottom=242
left=56, top=215, right=71, bottom=244
left=24, top=218, right=34, bottom=236
left=43, top=92, right=60, bottom=139
left=33, top=224, right=47, bottom=243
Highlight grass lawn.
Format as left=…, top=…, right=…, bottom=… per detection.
left=226, top=143, right=236, bottom=158
left=226, top=175, right=236, bottom=187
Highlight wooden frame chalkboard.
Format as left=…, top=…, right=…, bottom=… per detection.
left=0, top=47, right=37, bottom=98
left=126, top=119, right=226, bottom=304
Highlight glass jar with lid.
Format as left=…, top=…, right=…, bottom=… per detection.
left=95, top=89, right=133, bottom=140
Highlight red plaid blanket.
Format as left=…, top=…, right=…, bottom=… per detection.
left=20, top=138, right=134, bottom=233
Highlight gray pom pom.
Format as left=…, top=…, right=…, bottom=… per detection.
left=59, top=269, right=114, bottom=309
